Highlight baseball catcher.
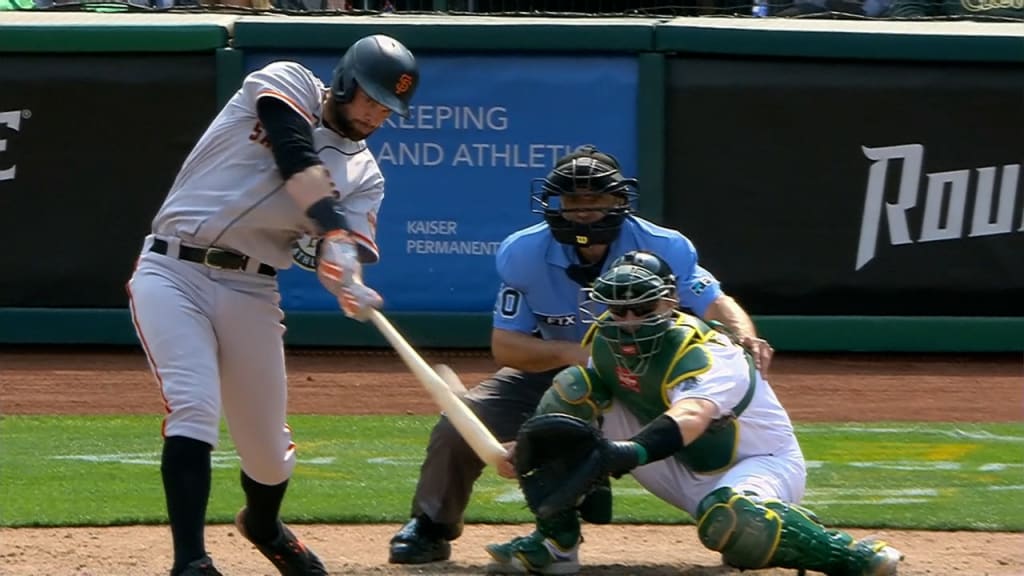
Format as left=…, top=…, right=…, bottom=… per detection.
left=486, top=251, right=903, bottom=576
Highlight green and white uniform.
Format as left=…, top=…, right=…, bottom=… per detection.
left=545, top=313, right=805, bottom=517
left=527, top=313, right=902, bottom=575
left=493, top=257, right=902, bottom=575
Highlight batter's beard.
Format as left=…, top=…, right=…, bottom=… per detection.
left=331, top=107, right=375, bottom=142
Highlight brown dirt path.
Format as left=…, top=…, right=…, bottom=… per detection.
left=0, top=348, right=1021, bottom=576
left=2, top=524, right=1022, bottom=576
left=1, top=348, right=1020, bottom=421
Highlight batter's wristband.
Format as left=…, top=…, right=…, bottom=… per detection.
left=306, top=196, right=348, bottom=234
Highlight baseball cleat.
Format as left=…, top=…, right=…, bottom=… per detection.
left=174, top=555, right=223, bottom=576
left=485, top=531, right=580, bottom=575
left=859, top=538, right=904, bottom=576
left=235, top=507, right=328, bottom=576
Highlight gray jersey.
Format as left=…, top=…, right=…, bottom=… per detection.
left=151, top=61, right=383, bottom=269
left=128, top=35, right=418, bottom=575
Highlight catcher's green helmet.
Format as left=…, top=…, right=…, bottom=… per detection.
left=608, top=250, right=676, bottom=287
left=584, top=260, right=678, bottom=375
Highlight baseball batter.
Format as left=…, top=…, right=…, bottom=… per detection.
left=127, top=35, right=418, bottom=576
left=486, top=252, right=904, bottom=576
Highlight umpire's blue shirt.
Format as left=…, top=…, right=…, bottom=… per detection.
left=493, top=216, right=723, bottom=342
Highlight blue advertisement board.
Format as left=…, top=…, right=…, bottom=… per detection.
left=244, top=52, right=638, bottom=312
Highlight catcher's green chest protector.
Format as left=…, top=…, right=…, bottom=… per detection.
left=591, top=318, right=756, bottom=474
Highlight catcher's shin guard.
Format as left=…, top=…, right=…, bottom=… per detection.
left=696, top=487, right=904, bottom=576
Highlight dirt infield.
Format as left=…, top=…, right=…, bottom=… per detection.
left=1, top=348, right=1022, bottom=576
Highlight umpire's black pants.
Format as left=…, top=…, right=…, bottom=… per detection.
left=407, top=366, right=563, bottom=536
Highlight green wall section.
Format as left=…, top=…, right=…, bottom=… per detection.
left=215, top=47, right=245, bottom=107
left=654, top=20, right=1024, bottom=62
left=1, top=309, right=1021, bottom=351
left=1, top=14, right=1019, bottom=351
left=0, top=26, right=227, bottom=52
left=0, top=15, right=232, bottom=52
left=636, top=52, right=666, bottom=224
left=232, top=16, right=656, bottom=51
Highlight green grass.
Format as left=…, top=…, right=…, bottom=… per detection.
left=1, top=416, right=1021, bottom=530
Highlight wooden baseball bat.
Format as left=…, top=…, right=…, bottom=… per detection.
left=434, top=363, right=467, bottom=396
left=368, top=310, right=508, bottom=468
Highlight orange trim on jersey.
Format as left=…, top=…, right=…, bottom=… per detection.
left=349, top=230, right=380, bottom=260
left=125, top=270, right=173, bottom=437
left=256, top=89, right=315, bottom=124
left=284, top=423, right=297, bottom=458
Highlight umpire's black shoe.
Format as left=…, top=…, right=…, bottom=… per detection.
left=235, top=508, right=328, bottom=575
left=388, top=515, right=455, bottom=564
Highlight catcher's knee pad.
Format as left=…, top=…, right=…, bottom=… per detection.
left=696, top=486, right=781, bottom=569
left=536, top=366, right=601, bottom=421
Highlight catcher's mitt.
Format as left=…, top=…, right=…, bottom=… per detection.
left=514, top=413, right=610, bottom=519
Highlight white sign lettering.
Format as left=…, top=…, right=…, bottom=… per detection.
left=857, top=144, right=1021, bottom=270
left=0, top=109, right=27, bottom=182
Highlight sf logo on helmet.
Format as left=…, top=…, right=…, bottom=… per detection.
left=395, top=74, right=414, bottom=95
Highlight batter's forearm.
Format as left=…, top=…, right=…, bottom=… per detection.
left=284, top=166, right=335, bottom=213
left=702, top=294, right=758, bottom=341
left=491, top=329, right=587, bottom=372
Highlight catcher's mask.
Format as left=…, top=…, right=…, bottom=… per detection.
left=331, top=34, right=419, bottom=129
left=582, top=254, right=678, bottom=376
left=530, top=145, right=638, bottom=247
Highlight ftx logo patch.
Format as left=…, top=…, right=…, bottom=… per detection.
left=540, top=314, right=576, bottom=327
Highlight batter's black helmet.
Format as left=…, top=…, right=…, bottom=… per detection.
left=331, top=34, right=418, bottom=118
left=531, top=145, right=638, bottom=247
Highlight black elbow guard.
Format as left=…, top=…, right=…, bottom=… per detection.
left=256, top=96, right=322, bottom=179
